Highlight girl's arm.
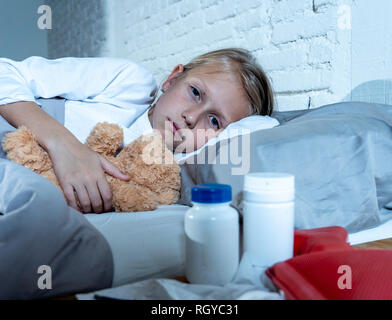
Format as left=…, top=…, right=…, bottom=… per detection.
left=0, top=55, right=157, bottom=109
left=0, top=101, right=130, bottom=213
left=0, top=56, right=157, bottom=213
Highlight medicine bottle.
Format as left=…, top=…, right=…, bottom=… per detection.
left=243, top=172, right=295, bottom=268
left=185, top=184, right=239, bottom=285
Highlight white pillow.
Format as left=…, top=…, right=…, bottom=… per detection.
left=175, top=115, right=280, bottom=162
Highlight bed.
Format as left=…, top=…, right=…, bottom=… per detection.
left=1, top=100, right=392, bottom=299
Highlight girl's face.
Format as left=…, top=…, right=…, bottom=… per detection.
left=149, top=64, right=250, bottom=153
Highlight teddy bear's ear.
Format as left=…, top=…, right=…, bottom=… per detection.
left=85, top=122, right=124, bottom=157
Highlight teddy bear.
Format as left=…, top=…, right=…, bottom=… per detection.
left=1, top=122, right=181, bottom=212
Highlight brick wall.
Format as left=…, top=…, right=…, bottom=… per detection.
left=47, top=0, right=356, bottom=111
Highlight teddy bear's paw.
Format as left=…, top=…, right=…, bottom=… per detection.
left=157, top=188, right=180, bottom=205
left=111, top=181, right=160, bottom=212
left=86, top=122, right=124, bottom=156
left=114, top=201, right=158, bottom=213
left=2, top=126, right=33, bottom=153
left=2, top=126, right=52, bottom=172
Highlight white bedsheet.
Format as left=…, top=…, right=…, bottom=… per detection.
left=84, top=204, right=188, bottom=288
left=348, top=218, right=392, bottom=245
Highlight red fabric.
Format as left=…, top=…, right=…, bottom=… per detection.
left=266, top=226, right=392, bottom=300
left=294, top=226, right=352, bottom=255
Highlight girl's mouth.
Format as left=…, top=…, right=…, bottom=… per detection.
left=167, top=118, right=183, bottom=143
left=172, top=121, right=179, bottom=133
left=168, top=118, right=179, bottom=134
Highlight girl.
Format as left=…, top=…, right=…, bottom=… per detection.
left=0, top=48, right=274, bottom=214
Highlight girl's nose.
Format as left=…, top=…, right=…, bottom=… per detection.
left=182, top=108, right=201, bottom=129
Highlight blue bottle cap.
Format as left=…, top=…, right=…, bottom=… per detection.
left=191, top=184, right=232, bottom=203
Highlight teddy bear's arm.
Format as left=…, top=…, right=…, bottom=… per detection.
left=2, top=126, right=53, bottom=173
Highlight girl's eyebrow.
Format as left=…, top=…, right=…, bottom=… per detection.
left=196, top=78, right=230, bottom=126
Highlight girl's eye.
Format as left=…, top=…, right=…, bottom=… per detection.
left=209, top=116, right=220, bottom=129
left=191, top=86, right=201, bottom=100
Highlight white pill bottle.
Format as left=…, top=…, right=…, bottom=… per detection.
left=242, top=172, right=295, bottom=268
left=185, top=184, right=239, bottom=285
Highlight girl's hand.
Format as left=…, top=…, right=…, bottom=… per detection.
left=48, top=137, right=130, bottom=213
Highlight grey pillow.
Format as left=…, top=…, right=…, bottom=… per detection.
left=177, top=101, right=392, bottom=233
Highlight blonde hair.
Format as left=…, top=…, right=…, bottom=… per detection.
left=155, top=48, right=274, bottom=116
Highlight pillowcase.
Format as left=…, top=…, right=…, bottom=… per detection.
left=177, top=101, right=392, bottom=233
left=174, top=115, right=280, bottom=163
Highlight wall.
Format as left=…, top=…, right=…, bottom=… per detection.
left=0, top=0, right=48, bottom=60
left=350, top=0, right=392, bottom=105
left=46, top=0, right=392, bottom=111
left=106, top=0, right=353, bottom=111
left=46, top=0, right=109, bottom=58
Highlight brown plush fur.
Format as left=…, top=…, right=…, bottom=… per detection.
left=2, top=122, right=181, bottom=212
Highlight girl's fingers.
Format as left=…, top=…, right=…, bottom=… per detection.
left=62, top=183, right=79, bottom=211
left=99, top=156, right=130, bottom=181
left=97, top=177, right=113, bottom=212
left=85, top=182, right=104, bottom=214
left=73, top=184, right=92, bottom=213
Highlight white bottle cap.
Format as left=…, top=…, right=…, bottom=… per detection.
left=244, top=172, right=295, bottom=202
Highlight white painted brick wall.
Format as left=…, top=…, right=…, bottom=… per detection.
left=47, top=0, right=356, bottom=111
